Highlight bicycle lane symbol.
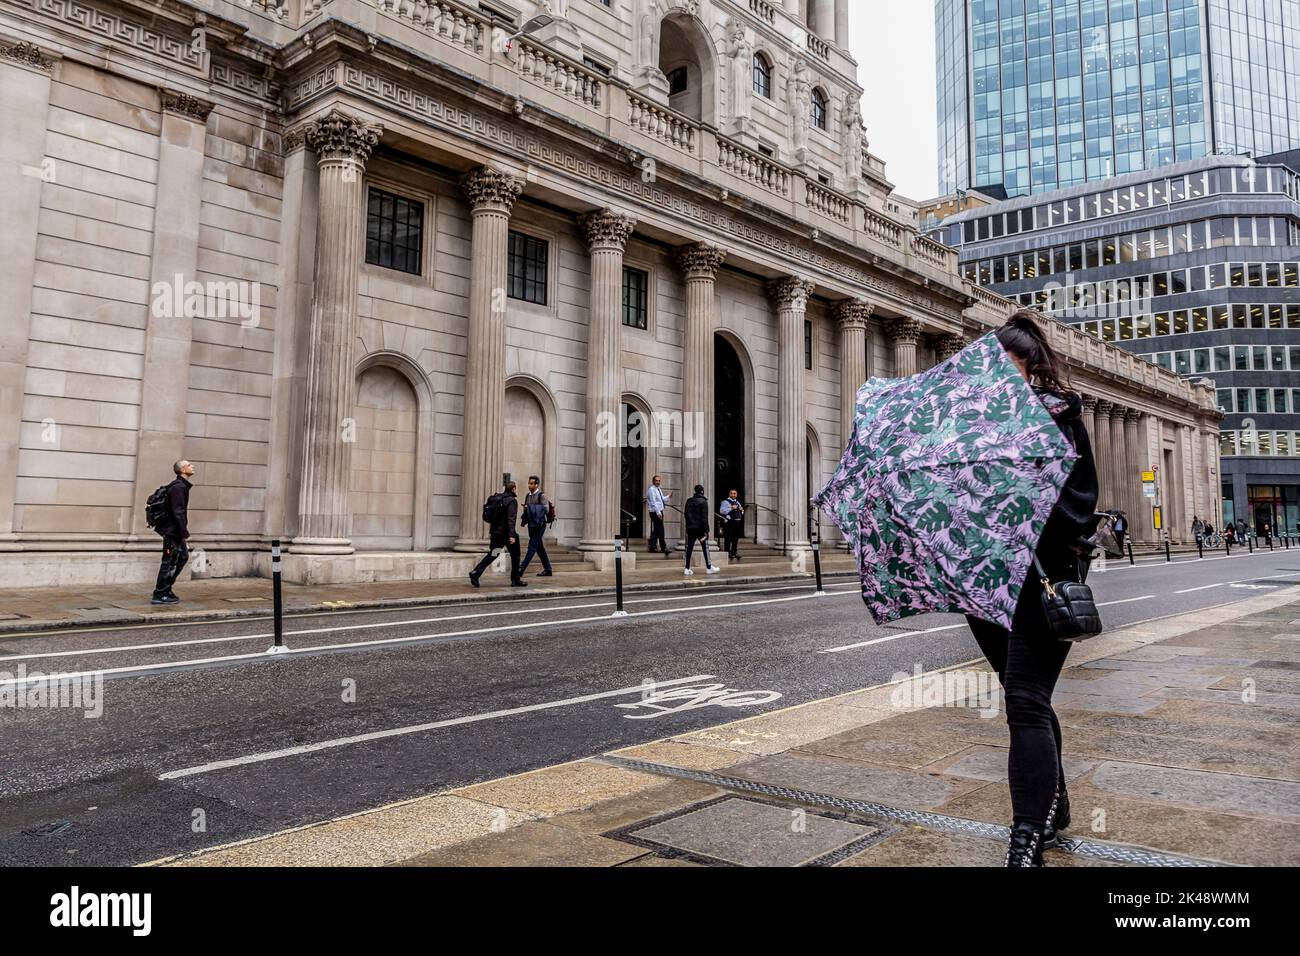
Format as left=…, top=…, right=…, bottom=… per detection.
left=615, top=682, right=783, bottom=720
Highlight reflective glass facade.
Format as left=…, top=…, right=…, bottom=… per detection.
left=940, top=154, right=1300, bottom=526
left=938, top=0, right=1300, bottom=197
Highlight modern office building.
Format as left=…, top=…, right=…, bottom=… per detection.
left=936, top=152, right=1300, bottom=535
left=936, top=0, right=1300, bottom=197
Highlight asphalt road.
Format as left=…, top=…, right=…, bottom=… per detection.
left=1, top=547, right=1297, bottom=865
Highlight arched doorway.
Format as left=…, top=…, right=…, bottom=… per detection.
left=504, top=385, right=546, bottom=494
left=807, top=424, right=823, bottom=542
left=620, top=401, right=648, bottom=540
left=659, top=13, right=716, bottom=124
left=715, top=334, right=746, bottom=535
left=350, top=365, right=418, bottom=551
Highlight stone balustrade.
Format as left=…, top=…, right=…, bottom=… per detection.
left=862, top=207, right=903, bottom=250
left=748, top=0, right=777, bottom=26
left=628, top=92, right=698, bottom=155
left=806, top=32, right=831, bottom=60
left=518, top=38, right=604, bottom=110
left=717, top=138, right=790, bottom=197
left=372, top=0, right=488, bottom=53
left=805, top=180, right=851, bottom=225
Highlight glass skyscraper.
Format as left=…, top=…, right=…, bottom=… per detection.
left=937, top=0, right=1300, bottom=197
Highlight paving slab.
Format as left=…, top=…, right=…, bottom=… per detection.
left=396, top=821, right=648, bottom=867
left=729, top=752, right=985, bottom=810
left=625, top=797, right=880, bottom=866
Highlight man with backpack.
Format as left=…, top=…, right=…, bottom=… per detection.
left=469, top=479, right=524, bottom=588
left=682, top=484, right=719, bottom=576
left=517, top=475, right=554, bottom=577
left=719, top=489, right=744, bottom=561
left=147, top=460, right=195, bottom=605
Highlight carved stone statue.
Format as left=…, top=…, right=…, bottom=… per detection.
left=843, top=92, right=864, bottom=182
left=727, top=17, right=752, bottom=127
left=637, top=0, right=662, bottom=70
left=788, top=58, right=811, bottom=156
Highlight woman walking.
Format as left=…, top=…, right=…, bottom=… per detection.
left=966, top=312, right=1099, bottom=866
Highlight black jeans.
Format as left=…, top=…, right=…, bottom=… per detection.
left=153, top=535, right=189, bottom=598
left=684, top=533, right=711, bottom=569
left=648, top=512, right=667, bottom=552
left=723, top=523, right=742, bottom=557
left=965, top=550, right=1081, bottom=827
left=472, top=532, right=521, bottom=582
left=519, top=525, right=551, bottom=574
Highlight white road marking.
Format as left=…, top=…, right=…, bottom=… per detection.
left=1175, top=571, right=1300, bottom=594
left=0, top=581, right=861, bottom=665
left=821, top=623, right=967, bottom=654
left=1097, top=595, right=1156, bottom=607
left=0, top=588, right=860, bottom=688
left=158, top=675, right=718, bottom=780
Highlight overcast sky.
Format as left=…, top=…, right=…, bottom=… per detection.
left=848, top=1, right=939, bottom=201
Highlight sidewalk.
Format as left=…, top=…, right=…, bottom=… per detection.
left=0, top=550, right=856, bottom=634
left=156, top=586, right=1300, bottom=867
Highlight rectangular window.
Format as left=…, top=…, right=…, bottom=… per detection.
left=804, top=320, right=813, bottom=370
left=365, top=187, right=424, bottom=276
left=622, top=266, right=648, bottom=330
left=507, top=231, right=548, bottom=305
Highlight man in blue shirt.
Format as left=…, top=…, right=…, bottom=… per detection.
left=646, top=475, right=671, bottom=558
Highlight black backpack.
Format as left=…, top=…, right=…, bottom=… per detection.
left=145, top=484, right=171, bottom=533
left=482, top=493, right=504, bottom=525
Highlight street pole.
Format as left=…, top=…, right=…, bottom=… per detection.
left=268, top=538, right=288, bottom=654
left=810, top=506, right=826, bottom=597
left=612, top=536, right=627, bottom=617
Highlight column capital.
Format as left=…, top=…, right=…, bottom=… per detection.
left=159, top=88, right=213, bottom=123
left=884, top=317, right=922, bottom=345
left=675, top=242, right=727, bottom=280
left=766, top=276, right=815, bottom=311
left=1109, top=402, right=1128, bottom=421
left=834, top=298, right=873, bottom=330
left=460, top=164, right=523, bottom=215
left=1095, top=399, right=1114, bottom=416
left=1082, top=395, right=1098, bottom=412
left=933, top=332, right=966, bottom=361
left=304, top=109, right=382, bottom=166
left=580, top=208, right=636, bottom=252
left=1125, top=408, right=1144, bottom=424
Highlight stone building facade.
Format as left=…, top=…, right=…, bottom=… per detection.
left=0, top=0, right=1222, bottom=587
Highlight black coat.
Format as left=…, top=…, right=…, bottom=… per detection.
left=490, top=493, right=519, bottom=538
left=164, top=476, right=192, bottom=539
left=683, top=493, right=710, bottom=536
left=1036, top=389, right=1099, bottom=577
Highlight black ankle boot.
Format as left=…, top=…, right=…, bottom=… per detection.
left=1043, top=786, right=1072, bottom=847
left=1005, top=821, right=1045, bottom=867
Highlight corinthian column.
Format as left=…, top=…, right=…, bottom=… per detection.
left=455, top=166, right=523, bottom=551
left=1108, top=405, right=1128, bottom=523
left=1124, top=409, right=1144, bottom=542
left=835, top=299, right=873, bottom=449
left=769, top=276, right=816, bottom=553
left=579, top=209, right=636, bottom=563
left=675, top=243, right=727, bottom=505
left=933, top=333, right=966, bottom=364
left=1091, top=400, right=1112, bottom=510
left=885, top=317, right=923, bottom=377
left=294, top=110, right=382, bottom=554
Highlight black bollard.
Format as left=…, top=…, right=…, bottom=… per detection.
left=1127, top=538, right=1135, bottom=566
left=1197, top=534, right=1204, bottom=560
left=1248, top=534, right=1254, bottom=554
left=810, top=511, right=826, bottom=597
left=268, top=539, right=288, bottom=654
left=612, top=536, right=627, bottom=618
left=1165, top=535, right=1172, bottom=563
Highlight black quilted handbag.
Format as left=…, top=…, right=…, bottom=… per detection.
left=1033, top=553, right=1103, bottom=642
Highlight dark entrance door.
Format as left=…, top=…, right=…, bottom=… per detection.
left=715, top=335, right=746, bottom=537
left=620, top=403, right=645, bottom=540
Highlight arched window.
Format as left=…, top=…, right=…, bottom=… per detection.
left=812, top=87, right=828, bottom=131
left=752, top=52, right=772, bottom=99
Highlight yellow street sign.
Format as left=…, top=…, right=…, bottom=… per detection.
left=1152, top=506, right=1163, bottom=530
left=1141, top=471, right=1156, bottom=482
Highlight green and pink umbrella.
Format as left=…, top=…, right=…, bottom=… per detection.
left=814, top=332, right=1078, bottom=630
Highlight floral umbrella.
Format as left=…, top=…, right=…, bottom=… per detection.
left=814, top=331, right=1078, bottom=630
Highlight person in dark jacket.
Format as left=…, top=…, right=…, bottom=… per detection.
left=966, top=312, right=1099, bottom=866
left=517, top=475, right=553, bottom=577
left=151, top=459, right=195, bottom=605
left=682, top=485, right=719, bottom=576
left=469, top=479, right=524, bottom=588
